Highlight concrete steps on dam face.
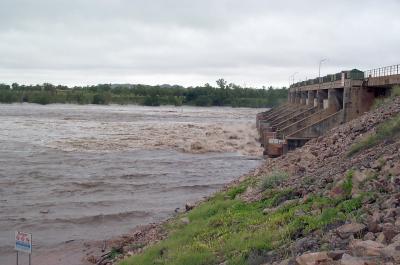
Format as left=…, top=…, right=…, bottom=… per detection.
left=286, top=110, right=343, bottom=150
left=287, top=110, right=343, bottom=139
left=256, top=104, right=307, bottom=130
left=269, top=105, right=309, bottom=126
left=257, top=104, right=308, bottom=147
left=263, top=105, right=298, bottom=124
left=256, top=103, right=344, bottom=157
left=273, top=106, right=319, bottom=129
left=256, top=104, right=289, bottom=131
left=277, top=108, right=334, bottom=139
left=256, top=103, right=290, bottom=125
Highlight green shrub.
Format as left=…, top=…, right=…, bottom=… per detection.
left=261, top=188, right=297, bottom=209
left=109, top=247, right=123, bottom=259
left=226, top=186, right=247, bottom=200
left=341, top=170, right=354, bottom=197
left=337, top=197, right=362, bottom=213
left=348, top=114, right=400, bottom=156
left=261, top=171, right=289, bottom=190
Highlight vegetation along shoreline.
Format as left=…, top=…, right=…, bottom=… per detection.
left=0, top=79, right=287, bottom=108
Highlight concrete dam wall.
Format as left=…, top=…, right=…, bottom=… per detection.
left=257, top=64, right=400, bottom=157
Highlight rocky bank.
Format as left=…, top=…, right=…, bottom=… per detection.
left=92, top=96, right=400, bottom=265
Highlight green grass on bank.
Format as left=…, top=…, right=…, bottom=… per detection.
left=348, top=113, right=400, bottom=157
left=119, top=174, right=366, bottom=265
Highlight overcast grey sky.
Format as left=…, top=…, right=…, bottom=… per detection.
left=0, top=0, right=399, bottom=87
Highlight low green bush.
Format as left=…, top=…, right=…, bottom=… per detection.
left=341, top=170, right=354, bottom=198
left=261, top=171, right=289, bottom=190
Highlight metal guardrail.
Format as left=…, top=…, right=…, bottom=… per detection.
left=365, top=64, right=400, bottom=78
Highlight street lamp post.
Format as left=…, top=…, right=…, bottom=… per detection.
left=289, top=72, right=298, bottom=86
left=318, top=59, right=327, bottom=108
left=288, top=72, right=298, bottom=104
left=318, top=59, right=327, bottom=84
left=292, top=72, right=298, bottom=86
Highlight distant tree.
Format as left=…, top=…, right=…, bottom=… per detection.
left=0, top=80, right=288, bottom=107
left=216, top=79, right=227, bottom=89
left=0, top=84, right=10, bottom=90
left=143, top=95, right=160, bottom=106
left=11, top=83, right=19, bottom=90
left=194, top=95, right=212, bottom=106
left=92, top=93, right=110, bottom=105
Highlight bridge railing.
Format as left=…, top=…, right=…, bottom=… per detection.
left=365, top=64, right=400, bottom=78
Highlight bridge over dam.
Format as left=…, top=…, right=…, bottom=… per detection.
left=256, top=64, right=400, bottom=157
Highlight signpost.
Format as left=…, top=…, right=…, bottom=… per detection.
left=15, top=231, right=32, bottom=265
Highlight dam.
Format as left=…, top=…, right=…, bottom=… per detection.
left=257, top=64, right=400, bottom=157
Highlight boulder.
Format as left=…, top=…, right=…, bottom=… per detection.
left=327, top=250, right=346, bottom=260
left=363, top=232, right=375, bottom=241
left=391, top=233, right=400, bottom=243
left=180, top=217, right=190, bottom=225
left=293, top=237, right=320, bottom=254
left=349, top=240, right=385, bottom=257
left=185, top=202, right=195, bottom=211
left=353, top=171, right=368, bottom=184
left=381, top=197, right=399, bottom=210
left=295, top=252, right=333, bottom=265
left=382, top=223, right=400, bottom=243
left=375, top=232, right=386, bottom=244
left=381, top=240, right=400, bottom=263
left=87, top=255, right=97, bottom=264
left=366, top=212, right=382, bottom=233
left=263, top=207, right=278, bottom=215
left=330, top=185, right=345, bottom=199
left=383, top=208, right=399, bottom=219
left=340, top=254, right=368, bottom=265
left=271, top=258, right=294, bottom=265
left=336, top=223, right=367, bottom=239
left=395, top=218, right=400, bottom=229
left=369, top=160, right=382, bottom=170
left=385, top=163, right=400, bottom=176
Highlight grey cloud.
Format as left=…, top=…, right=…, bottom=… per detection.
left=0, top=0, right=399, bottom=87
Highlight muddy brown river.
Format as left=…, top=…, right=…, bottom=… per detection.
left=0, top=104, right=265, bottom=264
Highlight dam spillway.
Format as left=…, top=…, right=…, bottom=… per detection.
left=257, top=64, right=400, bottom=157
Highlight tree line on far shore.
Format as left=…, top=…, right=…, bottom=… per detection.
left=0, top=79, right=287, bottom=108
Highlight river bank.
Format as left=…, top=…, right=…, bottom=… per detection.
left=106, top=96, right=400, bottom=265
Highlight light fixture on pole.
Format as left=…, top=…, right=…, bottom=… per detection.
left=318, top=58, right=327, bottom=84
